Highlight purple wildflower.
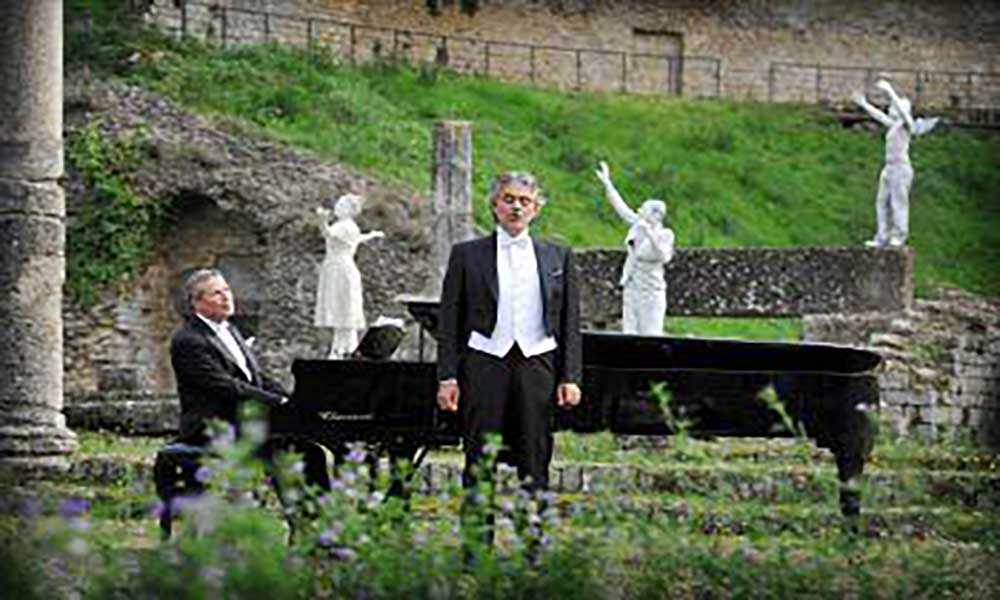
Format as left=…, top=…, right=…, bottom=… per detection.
left=346, top=447, right=367, bottom=464
left=317, top=530, right=337, bottom=548
left=67, top=517, right=91, bottom=532
left=331, top=546, right=357, bottom=561
left=412, top=532, right=428, bottom=545
left=169, top=495, right=191, bottom=515
left=18, top=496, right=42, bottom=520
left=500, top=498, right=515, bottom=514
left=194, top=465, right=213, bottom=483
left=59, top=498, right=90, bottom=519
left=210, top=424, right=236, bottom=449
left=540, top=534, right=553, bottom=547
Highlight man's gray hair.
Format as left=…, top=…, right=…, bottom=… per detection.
left=184, top=268, right=225, bottom=309
left=487, top=171, right=546, bottom=206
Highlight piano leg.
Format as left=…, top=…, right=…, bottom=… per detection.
left=777, top=373, right=878, bottom=520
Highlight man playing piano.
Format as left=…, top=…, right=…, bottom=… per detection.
left=436, top=172, right=582, bottom=507
left=170, top=268, right=330, bottom=491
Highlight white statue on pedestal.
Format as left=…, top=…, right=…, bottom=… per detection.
left=852, top=79, right=940, bottom=248
left=595, top=161, right=675, bottom=336
left=314, top=193, right=385, bottom=359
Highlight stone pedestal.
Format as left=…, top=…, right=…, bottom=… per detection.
left=424, top=120, right=474, bottom=298
left=0, top=0, right=77, bottom=477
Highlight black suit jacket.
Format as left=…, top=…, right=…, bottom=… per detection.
left=170, top=316, right=287, bottom=445
left=437, top=233, right=582, bottom=385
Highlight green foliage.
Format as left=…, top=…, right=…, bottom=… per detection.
left=757, top=384, right=809, bottom=438
left=7, top=424, right=1000, bottom=598
left=111, top=39, right=1000, bottom=298
left=65, top=121, right=167, bottom=305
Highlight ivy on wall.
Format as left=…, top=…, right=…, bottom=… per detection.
left=65, top=121, right=168, bottom=305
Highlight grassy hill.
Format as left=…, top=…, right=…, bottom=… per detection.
left=68, top=4, right=1000, bottom=305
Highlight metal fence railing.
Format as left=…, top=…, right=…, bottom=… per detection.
left=768, top=62, right=1000, bottom=125
left=150, top=0, right=722, bottom=98
left=143, top=1, right=1000, bottom=125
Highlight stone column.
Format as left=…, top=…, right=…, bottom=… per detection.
left=0, top=0, right=77, bottom=476
left=424, top=120, right=474, bottom=297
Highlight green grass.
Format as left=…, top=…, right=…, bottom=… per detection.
left=105, top=40, right=1000, bottom=298
left=66, top=1, right=1000, bottom=315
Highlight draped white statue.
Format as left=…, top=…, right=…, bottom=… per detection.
left=314, top=193, right=384, bottom=359
left=852, top=79, right=940, bottom=248
left=595, top=161, right=675, bottom=336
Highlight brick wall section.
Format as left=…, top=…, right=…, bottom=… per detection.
left=803, top=289, right=1000, bottom=447
left=142, top=0, right=1000, bottom=110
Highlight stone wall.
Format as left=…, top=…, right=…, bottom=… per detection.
left=141, top=0, right=1000, bottom=113
left=577, top=246, right=912, bottom=324
left=804, top=289, right=1000, bottom=446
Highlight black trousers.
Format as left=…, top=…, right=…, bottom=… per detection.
left=459, top=345, right=557, bottom=492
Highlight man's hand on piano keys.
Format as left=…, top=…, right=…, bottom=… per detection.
left=437, top=380, right=459, bottom=412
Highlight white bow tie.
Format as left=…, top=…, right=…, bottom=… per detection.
left=501, top=237, right=530, bottom=249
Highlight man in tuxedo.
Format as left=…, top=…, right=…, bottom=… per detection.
left=436, top=171, right=582, bottom=496
left=170, top=268, right=330, bottom=490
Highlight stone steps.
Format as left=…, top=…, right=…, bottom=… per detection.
left=66, top=453, right=1000, bottom=510
left=17, top=475, right=996, bottom=545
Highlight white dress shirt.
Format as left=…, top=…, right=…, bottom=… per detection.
left=196, top=313, right=253, bottom=382
left=467, top=227, right=557, bottom=359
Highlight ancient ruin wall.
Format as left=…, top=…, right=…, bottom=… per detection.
left=804, top=290, right=1000, bottom=447
left=143, top=0, right=1000, bottom=109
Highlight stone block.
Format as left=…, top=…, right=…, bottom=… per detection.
left=882, top=390, right=912, bottom=406
left=879, top=370, right=909, bottom=390
left=556, top=464, right=583, bottom=493
left=927, top=405, right=963, bottom=426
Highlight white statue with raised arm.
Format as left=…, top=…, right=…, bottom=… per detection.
left=595, top=161, right=675, bottom=336
left=852, top=79, right=940, bottom=248
left=314, top=193, right=385, bottom=359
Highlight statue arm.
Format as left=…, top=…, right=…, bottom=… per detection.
left=657, top=228, right=675, bottom=263
left=877, top=80, right=915, bottom=131
left=851, top=91, right=893, bottom=128
left=359, top=230, right=385, bottom=244
left=595, top=161, right=638, bottom=225
left=316, top=207, right=336, bottom=237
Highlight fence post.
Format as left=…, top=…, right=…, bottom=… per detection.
left=220, top=5, right=227, bottom=48
left=815, top=67, right=822, bottom=104
left=264, top=12, right=270, bottom=43
left=393, top=29, right=399, bottom=58
left=914, top=71, right=923, bottom=107
left=575, top=49, right=582, bottom=90
left=714, top=58, right=720, bottom=97
left=621, top=52, right=627, bottom=93
left=529, top=46, right=535, bottom=83
left=307, top=18, right=314, bottom=57
left=180, top=0, right=187, bottom=39
left=768, top=63, right=776, bottom=102
left=350, top=25, right=356, bottom=64
left=484, top=43, right=490, bottom=77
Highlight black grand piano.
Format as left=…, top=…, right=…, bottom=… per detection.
left=272, top=299, right=879, bottom=516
